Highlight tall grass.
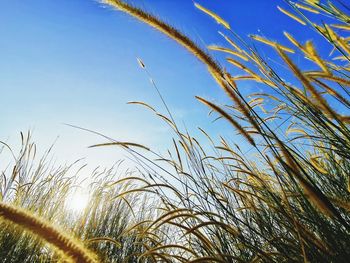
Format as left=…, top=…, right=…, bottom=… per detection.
left=97, top=0, right=350, bottom=262
left=1, top=0, right=349, bottom=262
left=0, top=133, right=164, bottom=262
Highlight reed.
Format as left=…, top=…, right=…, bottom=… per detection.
left=97, top=0, right=350, bottom=261
left=0, top=202, right=98, bottom=263
left=2, top=0, right=350, bottom=262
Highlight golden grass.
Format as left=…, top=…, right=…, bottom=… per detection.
left=102, top=0, right=226, bottom=89
left=3, top=0, right=350, bottom=262
left=194, top=2, right=230, bottom=30
left=277, top=6, right=307, bottom=25
left=0, top=202, right=98, bottom=263
left=103, top=0, right=263, bottom=133
left=250, top=34, right=295, bottom=53
left=196, top=96, right=256, bottom=146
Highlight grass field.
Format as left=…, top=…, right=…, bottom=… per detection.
left=1, top=0, right=350, bottom=262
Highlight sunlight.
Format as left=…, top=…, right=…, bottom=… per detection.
left=65, top=190, right=90, bottom=214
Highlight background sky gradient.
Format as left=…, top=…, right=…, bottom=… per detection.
left=0, top=0, right=330, bottom=169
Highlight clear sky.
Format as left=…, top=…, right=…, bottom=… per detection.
left=0, top=0, right=331, bottom=169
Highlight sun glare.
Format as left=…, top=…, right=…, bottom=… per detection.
left=65, top=190, right=90, bottom=214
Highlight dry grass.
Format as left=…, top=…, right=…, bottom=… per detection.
left=1, top=0, right=350, bottom=262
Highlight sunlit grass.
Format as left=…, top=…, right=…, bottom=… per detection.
left=1, top=0, right=350, bottom=262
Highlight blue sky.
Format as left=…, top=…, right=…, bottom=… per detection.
left=0, top=0, right=332, bottom=169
